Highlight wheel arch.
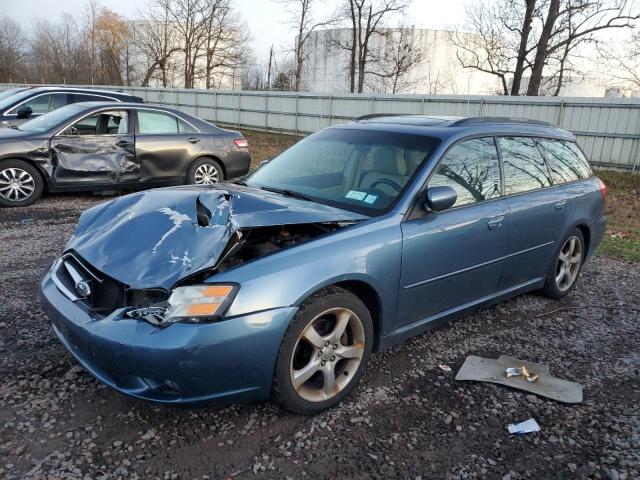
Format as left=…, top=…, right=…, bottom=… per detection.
left=575, top=223, right=591, bottom=256
left=293, top=276, right=385, bottom=351
left=0, top=157, right=49, bottom=192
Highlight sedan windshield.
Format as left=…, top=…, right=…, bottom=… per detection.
left=245, top=128, right=439, bottom=215
left=0, top=88, right=33, bottom=111
left=19, top=104, right=86, bottom=133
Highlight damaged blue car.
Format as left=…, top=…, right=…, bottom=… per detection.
left=41, top=115, right=607, bottom=413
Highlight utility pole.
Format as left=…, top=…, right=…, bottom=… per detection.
left=266, top=45, right=274, bottom=91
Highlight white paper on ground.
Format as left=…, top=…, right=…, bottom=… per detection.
left=507, top=418, right=541, bottom=434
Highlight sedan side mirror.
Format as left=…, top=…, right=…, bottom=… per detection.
left=425, top=186, right=457, bottom=212
left=16, top=105, right=33, bottom=119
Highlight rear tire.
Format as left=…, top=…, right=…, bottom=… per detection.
left=541, top=228, right=585, bottom=300
left=187, top=158, right=224, bottom=185
left=0, top=160, right=44, bottom=208
left=274, top=287, right=373, bottom=414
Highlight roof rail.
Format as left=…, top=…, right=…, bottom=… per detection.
left=450, top=116, right=556, bottom=127
left=353, top=113, right=406, bottom=121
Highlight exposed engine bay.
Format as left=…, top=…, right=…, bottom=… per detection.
left=71, top=221, right=351, bottom=323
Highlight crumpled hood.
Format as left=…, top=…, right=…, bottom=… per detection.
left=67, top=184, right=368, bottom=290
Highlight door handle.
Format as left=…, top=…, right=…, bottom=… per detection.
left=555, top=200, right=567, bottom=211
left=487, top=215, right=505, bottom=230
left=115, top=140, right=132, bottom=148
left=188, top=137, right=200, bottom=143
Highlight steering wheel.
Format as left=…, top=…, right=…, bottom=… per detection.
left=369, top=178, right=403, bottom=193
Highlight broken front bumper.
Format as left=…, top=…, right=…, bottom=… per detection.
left=41, top=271, right=297, bottom=404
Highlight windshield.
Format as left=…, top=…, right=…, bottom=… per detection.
left=19, top=104, right=86, bottom=133
left=0, top=88, right=32, bottom=111
left=246, top=128, right=439, bottom=215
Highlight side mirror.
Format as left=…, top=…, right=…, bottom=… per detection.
left=16, top=105, right=33, bottom=119
left=425, top=186, right=457, bottom=212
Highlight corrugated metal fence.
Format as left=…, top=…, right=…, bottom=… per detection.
left=2, top=83, right=639, bottom=172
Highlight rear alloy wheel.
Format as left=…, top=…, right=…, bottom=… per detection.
left=541, top=228, right=585, bottom=299
left=0, top=160, right=43, bottom=207
left=275, top=288, right=373, bottom=414
left=188, top=158, right=224, bottom=185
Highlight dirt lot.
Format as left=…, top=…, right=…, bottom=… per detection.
left=0, top=136, right=639, bottom=479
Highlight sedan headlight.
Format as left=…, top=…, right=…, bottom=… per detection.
left=164, top=284, right=239, bottom=324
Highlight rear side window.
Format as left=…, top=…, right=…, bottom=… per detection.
left=72, top=93, right=114, bottom=103
left=137, top=110, right=196, bottom=134
left=16, top=93, right=67, bottom=114
left=429, top=137, right=501, bottom=207
left=537, top=139, right=592, bottom=183
left=499, top=137, right=553, bottom=195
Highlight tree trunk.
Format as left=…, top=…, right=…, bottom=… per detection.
left=348, top=1, right=357, bottom=93
left=511, top=0, right=536, bottom=95
left=527, top=0, right=559, bottom=96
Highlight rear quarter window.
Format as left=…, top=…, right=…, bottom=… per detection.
left=537, top=139, right=592, bottom=183
left=499, top=137, right=554, bottom=195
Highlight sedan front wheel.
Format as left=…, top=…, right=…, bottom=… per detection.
left=0, top=160, right=44, bottom=207
left=274, top=287, right=373, bottom=414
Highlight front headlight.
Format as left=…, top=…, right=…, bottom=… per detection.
left=164, top=284, right=239, bottom=324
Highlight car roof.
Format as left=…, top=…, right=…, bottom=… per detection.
left=335, top=114, right=575, bottom=141
left=71, top=101, right=179, bottom=111
left=25, top=86, right=141, bottom=99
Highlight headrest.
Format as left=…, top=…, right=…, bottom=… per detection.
left=371, top=147, right=405, bottom=175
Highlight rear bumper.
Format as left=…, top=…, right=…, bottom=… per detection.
left=41, top=271, right=297, bottom=404
left=225, top=150, right=251, bottom=179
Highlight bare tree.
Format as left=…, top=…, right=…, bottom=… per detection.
left=134, top=1, right=182, bottom=87
left=279, top=0, right=338, bottom=91
left=30, top=14, right=90, bottom=84
left=449, top=2, right=516, bottom=95
left=599, top=31, right=640, bottom=88
left=334, top=0, right=408, bottom=93
left=93, top=8, right=130, bottom=85
left=366, top=25, right=424, bottom=93
left=201, top=0, right=247, bottom=89
left=452, top=0, right=640, bottom=96
left=527, top=0, right=640, bottom=95
left=0, top=18, right=27, bottom=83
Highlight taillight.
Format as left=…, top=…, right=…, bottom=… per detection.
left=233, top=138, right=248, bottom=149
left=597, top=177, right=607, bottom=205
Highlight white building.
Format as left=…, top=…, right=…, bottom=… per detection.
left=303, top=28, right=502, bottom=95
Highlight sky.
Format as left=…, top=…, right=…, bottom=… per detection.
left=0, top=0, right=467, bottom=65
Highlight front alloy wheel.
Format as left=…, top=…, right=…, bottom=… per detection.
left=0, top=160, right=44, bottom=207
left=290, top=307, right=365, bottom=402
left=0, top=167, right=35, bottom=202
left=275, top=287, right=373, bottom=414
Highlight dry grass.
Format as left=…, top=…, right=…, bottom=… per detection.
left=596, top=170, right=640, bottom=262
left=239, top=129, right=300, bottom=168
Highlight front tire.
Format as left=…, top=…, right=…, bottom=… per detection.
left=274, top=287, right=374, bottom=414
left=187, top=158, right=224, bottom=185
left=541, top=228, right=585, bottom=299
left=0, top=160, right=44, bottom=207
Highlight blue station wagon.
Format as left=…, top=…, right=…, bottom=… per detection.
left=41, top=115, right=607, bottom=413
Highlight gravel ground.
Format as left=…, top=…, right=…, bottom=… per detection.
left=0, top=194, right=639, bottom=480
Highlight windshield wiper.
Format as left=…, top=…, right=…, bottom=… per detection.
left=259, top=186, right=315, bottom=202
left=8, top=125, right=20, bottom=130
